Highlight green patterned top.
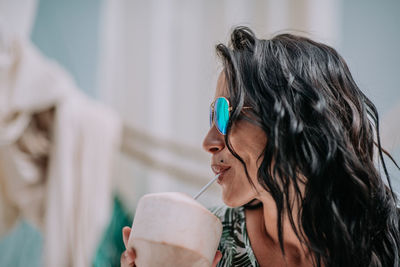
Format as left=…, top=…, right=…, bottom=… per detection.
left=210, top=206, right=260, bottom=267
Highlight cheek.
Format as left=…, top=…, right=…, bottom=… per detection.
left=228, top=124, right=267, bottom=190
left=230, top=129, right=266, bottom=170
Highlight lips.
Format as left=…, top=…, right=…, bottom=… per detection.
left=211, top=164, right=231, bottom=183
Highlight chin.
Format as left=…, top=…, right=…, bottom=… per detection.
left=222, top=193, right=250, bottom=208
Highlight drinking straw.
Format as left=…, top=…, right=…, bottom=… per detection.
left=193, top=174, right=220, bottom=200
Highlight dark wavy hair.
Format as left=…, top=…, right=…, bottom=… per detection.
left=217, top=26, right=400, bottom=267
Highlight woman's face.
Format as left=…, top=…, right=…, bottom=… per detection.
left=203, top=72, right=267, bottom=207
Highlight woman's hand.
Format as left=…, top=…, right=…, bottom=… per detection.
left=121, top=227, right=136, bottom=267
left=120, top=226, right=222, bottom=267
left=212, top=250, right=223, bottom=266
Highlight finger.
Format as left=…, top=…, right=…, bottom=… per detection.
left=212, top=250, right=222, bottom=267
left=122, top=226, right=131, bottom=248
left=120, top=249, right=136, bottom=267
left=127, top=248, right=136, bottom=260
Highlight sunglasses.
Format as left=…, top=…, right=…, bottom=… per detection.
left=209, top=97, right=251, bottom=135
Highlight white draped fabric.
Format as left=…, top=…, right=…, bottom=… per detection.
left=0, top=1, right=122, bottom=265
left=0, top=29, right=122, bottom=267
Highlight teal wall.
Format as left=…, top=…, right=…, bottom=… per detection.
left=340, top=0, right=400, bottom=113
left=340, top=0, right=400, bottom=192
left=31, top=0, right=103, bottom=97
left=0, top=221, right=43, bottom=267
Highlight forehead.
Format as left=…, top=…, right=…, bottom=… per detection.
left=215, top=71, right=229, bottom=98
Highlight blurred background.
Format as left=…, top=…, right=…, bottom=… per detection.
left=0, top=0, right=399, bottom=266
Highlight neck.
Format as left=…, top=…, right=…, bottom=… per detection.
left=252, top=195, right=311, bottom=263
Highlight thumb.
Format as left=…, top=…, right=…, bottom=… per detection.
left=122, top=227, right=131, bottom=248
left=212, top=250, right=222, bottom=267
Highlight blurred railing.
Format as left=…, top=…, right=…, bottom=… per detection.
left=120, top=125, right=211, bottom=186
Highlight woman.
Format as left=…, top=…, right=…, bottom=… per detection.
left=121, top=27, right=400, bottom=267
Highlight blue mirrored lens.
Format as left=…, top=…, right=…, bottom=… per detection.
left=209, top=104, right=213, bottom=127
left=214, top=97, right=229, bottom=134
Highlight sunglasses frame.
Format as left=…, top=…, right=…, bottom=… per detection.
left=210, top=97, right=251, bottom=135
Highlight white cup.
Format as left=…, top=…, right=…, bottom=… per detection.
left=127, top=192, right=222, bottom=267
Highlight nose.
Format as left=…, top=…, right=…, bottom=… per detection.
left=202, top=125, right=225, bottom=154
